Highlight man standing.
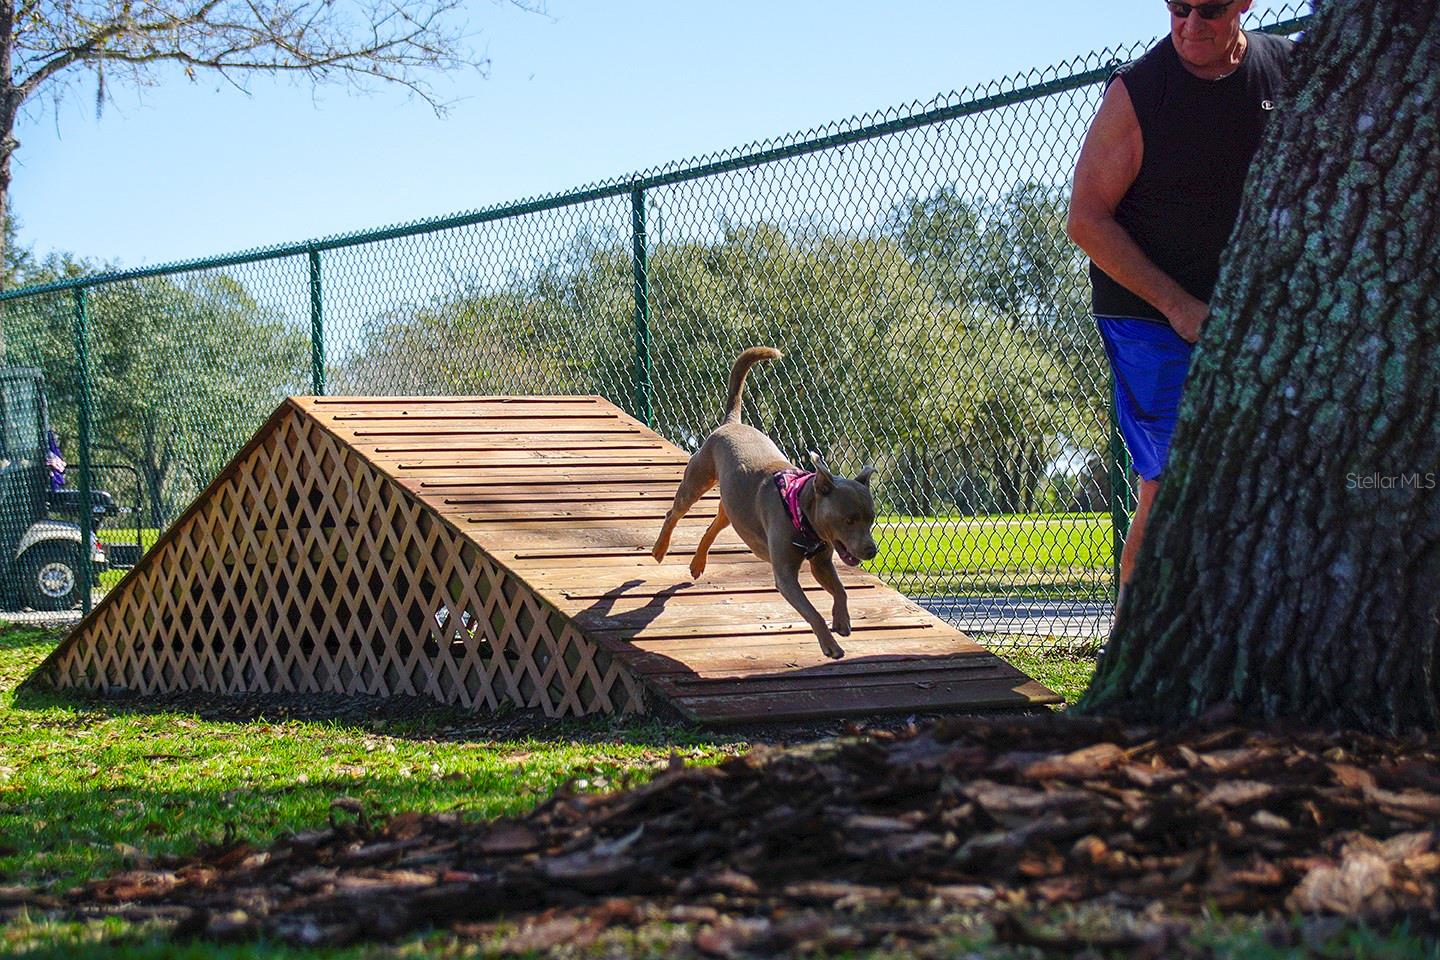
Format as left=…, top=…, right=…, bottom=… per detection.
left=1067, top=0, right=1292, bottom=614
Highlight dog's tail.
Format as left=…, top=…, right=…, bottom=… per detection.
left=723, top=347, right=782, bottom=424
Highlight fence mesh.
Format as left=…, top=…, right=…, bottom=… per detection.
left=0, top=4, right=1310, bottom=642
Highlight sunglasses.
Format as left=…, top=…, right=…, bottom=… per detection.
left=1165, top=0, right=1237, bottom=19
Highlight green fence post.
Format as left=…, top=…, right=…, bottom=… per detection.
left=630, top=184, right=652, bottom=426
left=72, top=287, right=95, bottom=615
left=1106, top=367, right=1136, bottom=600
left=308, top=246, right=326, bottom=396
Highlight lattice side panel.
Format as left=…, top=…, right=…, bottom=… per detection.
left=46, top=406, right=646, bottom=717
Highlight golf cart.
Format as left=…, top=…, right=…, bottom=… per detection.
left=0, top=366, right=110, bottom=611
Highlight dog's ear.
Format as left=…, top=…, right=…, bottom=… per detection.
left=855, top=466, right=876, bottom=487
left=809, top=451, right=835, bottom=496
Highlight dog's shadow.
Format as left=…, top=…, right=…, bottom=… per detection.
left=572, top=573, right=949, bottom=688
left=574, top=576, right=689, bottom=640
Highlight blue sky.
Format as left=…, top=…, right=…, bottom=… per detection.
left=15, top=0, right=1305, bottom=270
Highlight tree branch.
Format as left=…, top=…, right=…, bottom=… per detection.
left=12, top=0, right=511, bottom=114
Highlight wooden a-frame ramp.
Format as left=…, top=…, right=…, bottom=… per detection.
left=38, top=397, right=1059, bottom=725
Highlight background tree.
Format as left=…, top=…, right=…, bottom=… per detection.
left=331, top=226, right=633, bottom=399
left=1, top=0, right=538, bottom=280
left=1080, top=1, right=1439, bottom=731
left=892, top=182, right=1105, bottom=510
left=339, top=219, right=1082, bottom=519
left=1, top=214, right=92, bottom=288
left=24, top=271, right=309, bottom=522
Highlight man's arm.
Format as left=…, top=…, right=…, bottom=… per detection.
left=1067, top=78, right=1209, bottom=343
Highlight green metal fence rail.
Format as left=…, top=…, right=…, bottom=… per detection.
left=0, top=4, right=1310, bottom=640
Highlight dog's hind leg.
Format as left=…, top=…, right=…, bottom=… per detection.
left=652, top=446, right=716, bottom=563
left=689, top=503, right=729, bottom=579
left=808, top=551, right=851, bottom=636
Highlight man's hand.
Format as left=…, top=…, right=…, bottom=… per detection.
left=1166, top=297, right=1210, bottom=344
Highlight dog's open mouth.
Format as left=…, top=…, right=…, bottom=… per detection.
left=834, top=541, right=862, bottom=567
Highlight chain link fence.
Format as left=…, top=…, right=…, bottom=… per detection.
left=0, top=4, right=1309, bottom=643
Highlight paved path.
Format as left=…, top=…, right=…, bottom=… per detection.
left=0, top=609, right=83, bottom=627
left=918, top=596, right=1114, bottom=639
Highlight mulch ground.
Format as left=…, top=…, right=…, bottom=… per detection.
left=12, top=715, right=1440, bottom=955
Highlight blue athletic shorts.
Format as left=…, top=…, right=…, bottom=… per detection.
left=1096, top=315, right=1194, bottom=482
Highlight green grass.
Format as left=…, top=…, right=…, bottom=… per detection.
left=95, top=528, right=163, bottom=550
left=998, top=645, right=1099, bottom=704
left=868, top=513, right=1116, bottom=600
left=6, top=901, right=1435, bottom=960
left=0, top=623, right=745, bottom=895
left=0, top=624, right=1431, bottom=958
left=0, top=624, right=1090, bottom=897
left=873, top=514, right=1112, bottom=576
left=96, top=528, right=163, bottom=591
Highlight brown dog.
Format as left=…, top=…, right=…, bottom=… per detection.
left=650, top=347, right=878, bottom=659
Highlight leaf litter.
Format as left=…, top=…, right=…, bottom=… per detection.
left=13, top=715, right=1440, bottom=954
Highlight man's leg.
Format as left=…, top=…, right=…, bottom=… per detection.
left=1116, top=476, right=1161, bottom=616
left=1120, top=477, right=1162, bottom=586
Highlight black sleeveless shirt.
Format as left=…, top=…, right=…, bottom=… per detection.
left=1090, top=31, right=1293, bottom=322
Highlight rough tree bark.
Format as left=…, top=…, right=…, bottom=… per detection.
left=0, top=0, right=15, bottom=287
left=1079, top=1, right=1440, bottom=732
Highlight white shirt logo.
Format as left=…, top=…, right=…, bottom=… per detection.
left=1261, top=100, right=1276, bottom=111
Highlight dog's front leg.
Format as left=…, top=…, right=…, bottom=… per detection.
left=808, top=551, right=850, bottom=636
left=771, top=547, right=844, bottom=659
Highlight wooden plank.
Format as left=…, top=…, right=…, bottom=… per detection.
left=458, top=516, right=713, bottom=536
left=462, top=526, right=685, bottom=550
left=438, top=500, right=699, bottom=520
left=596, top=630, right=979, bottom=667
left=393, top=459, right=685, bottom=474
left=407, top=480, right=696, bottom=498
left=545, top=564, right=880, bottom=588
left=549, top=573, right=903, bottom=600
left=370, top=447, right=683, bottom=463
left=437, top=492, right=717, bottom=508
left=555, top=580, right=884, bottom=603
left=407, top=470, right=690, bottom=487
left=303, top=395, right=607, bottom=407
left=447, top=502, right=709, bottom=520
left=672, top=677, right=1062, bottom=725
left=397, top=466, right=688, bottom=483
left=603, top=634, right=980, bottom=676
left=330, top=413, right=625, bottom=425
left=504, top=554, right=760, bottom=578
left=568, top=607, right=919, bottom=638
left=650, top=659, right=1021, bottom=697
left=370, top=439, right=667, bottom=453
left=342, top=426, right=650, bottom=438
left=504, top=544, right=750, bottom=560
left=520, top=554, right=870, bottom=580
left=562, top=594, right=921, bottom=633
left=589, top=616, right=944, bottom=645
left=517, top=569, right=780, bottom=592
left=307, top=396, right=612, bottom=411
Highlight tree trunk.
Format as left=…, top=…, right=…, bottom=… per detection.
left=0, top=0, right=17, bottom=290
left=894, top=445, right=936, bottom=516
left=1080, top=2, right=1440, bottom=732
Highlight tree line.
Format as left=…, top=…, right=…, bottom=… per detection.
left=2, top=181, right=1113, bottom=527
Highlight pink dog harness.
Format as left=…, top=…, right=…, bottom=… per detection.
left=772, top=469, right=825, bottom=558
